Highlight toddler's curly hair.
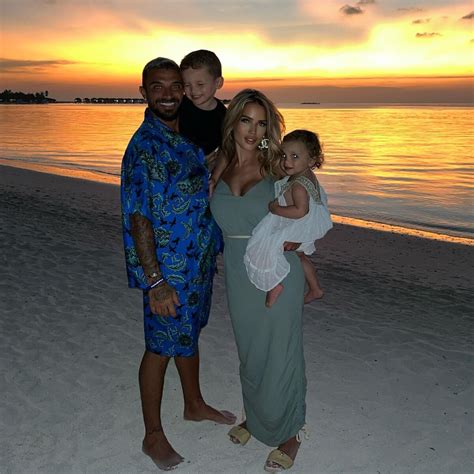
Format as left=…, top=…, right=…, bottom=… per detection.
left=283, top=129, right=324, bottom=169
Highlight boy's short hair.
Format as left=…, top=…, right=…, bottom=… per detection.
left=180, top=50, right=222, bottom=78
left=142, top=57, right=181, bottom=86
left=283, top=129, right=325, bottom=169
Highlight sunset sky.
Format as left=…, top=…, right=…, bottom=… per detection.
left=0, top=0, right=473, bottom=102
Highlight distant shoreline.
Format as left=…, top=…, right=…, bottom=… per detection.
left=1, top=101, right=472, bottom=108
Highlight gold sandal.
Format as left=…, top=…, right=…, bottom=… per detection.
left=227, top=425, right=251, bottom=446
left=264, top=425, right=309, bottom=472
left=264, top=449, right=294, bottom=472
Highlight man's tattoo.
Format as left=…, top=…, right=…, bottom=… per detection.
left=130, top=213, right=160, bottom=277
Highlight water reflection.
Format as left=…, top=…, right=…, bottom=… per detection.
left=1, top=103, right=473, bottom=239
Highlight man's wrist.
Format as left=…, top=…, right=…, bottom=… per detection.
left=146, top=271, right=161, bottom=279
left=146, top=277, right=167, bottom=292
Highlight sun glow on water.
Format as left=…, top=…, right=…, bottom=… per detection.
left=1, top=104, right=472, bottom=241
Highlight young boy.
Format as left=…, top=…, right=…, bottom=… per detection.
left=179, top=50, right=226, bottom=157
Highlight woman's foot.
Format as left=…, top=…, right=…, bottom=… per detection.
left=228, top=421, right=251, bottom=445
left=264, top=436, right=301, bottom=472
left=142, top=427, right=184, bottom=471
left=184, top=398, right=236, bottom=424
left=304, top=288, right=324, bottom=304
left=266, top=284, right=284, bottom=308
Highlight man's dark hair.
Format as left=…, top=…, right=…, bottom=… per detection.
left=142, top=57, right=181, bottom=86
left=180, top=50, right=222, bottom=78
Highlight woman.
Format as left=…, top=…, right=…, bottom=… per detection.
left=210, top=89, right=307, bottom=472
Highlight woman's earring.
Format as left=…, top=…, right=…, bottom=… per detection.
left=258, top=138, right=269, bottom=150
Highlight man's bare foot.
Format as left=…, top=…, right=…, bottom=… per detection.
left=142, top=428, right=184, bottom=471
left=304, top=288, right=324, bottom=304
left=184, top=398, right=236, bottom=425
left=265, top=436, right=301, bottom=471
left=266, top=284, right=284, bottom=308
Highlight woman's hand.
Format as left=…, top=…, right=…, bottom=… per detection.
left=268, top=199, right=279, bottom=214
left=149, top=282, right=181, bottom=317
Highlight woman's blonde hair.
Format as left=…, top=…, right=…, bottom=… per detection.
left=221, top=89, right=285, bottom=176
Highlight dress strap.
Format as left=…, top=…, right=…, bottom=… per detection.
left=279, top=175, right=322, bottom=204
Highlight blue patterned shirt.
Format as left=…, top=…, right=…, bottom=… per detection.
left=121, top=108, right=222, bottom=291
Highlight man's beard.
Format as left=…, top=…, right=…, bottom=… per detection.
left=149, top=101, right=180, bottom=122
left=152, top=108, right=179, bottom=121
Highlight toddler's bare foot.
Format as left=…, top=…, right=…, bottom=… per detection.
left=184, top=398, right=236, bottom=425
left=266, top=284, right=284, bottom=308
left=142, top=428, right=184, bottom=471
left=304, top=288, right=324, bottom=304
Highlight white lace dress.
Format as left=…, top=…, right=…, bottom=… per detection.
left=244, top=175, right=333, bottom=291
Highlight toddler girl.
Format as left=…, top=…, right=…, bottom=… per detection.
left=244, top=129, right=333, bottom=307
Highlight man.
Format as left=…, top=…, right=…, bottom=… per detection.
left=121, top=57, right=235, bottom=471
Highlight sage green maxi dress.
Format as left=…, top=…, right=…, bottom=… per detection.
left=210, top=177, right=307, bottom=446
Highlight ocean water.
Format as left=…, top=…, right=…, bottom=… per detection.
left=1, top=103, right=472, bottom=241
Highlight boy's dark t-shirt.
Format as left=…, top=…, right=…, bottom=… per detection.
left=179, top=95, right=227, bottom=155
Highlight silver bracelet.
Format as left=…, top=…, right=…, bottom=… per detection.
left=146, top=278, right=166, bottom=291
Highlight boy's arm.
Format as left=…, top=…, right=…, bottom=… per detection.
left=268, top=182, right=309, bottom=219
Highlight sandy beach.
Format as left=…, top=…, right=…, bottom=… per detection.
left=0, top=164, right=472, bottom=474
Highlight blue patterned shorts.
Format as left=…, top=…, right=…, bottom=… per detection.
left=142, top=275, right=214, bottom=357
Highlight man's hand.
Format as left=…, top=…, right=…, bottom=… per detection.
left=283, top=241, right=301, bottom=251
left=149, top=282, right=181, bottom=317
